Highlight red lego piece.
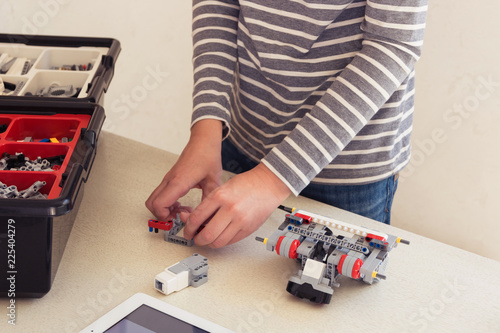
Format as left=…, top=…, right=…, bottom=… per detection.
left=294, top=212, right=312, bottom=224
left=366, top=233, right=387, bottom=242
left=148, top=219, right=173, bottom=233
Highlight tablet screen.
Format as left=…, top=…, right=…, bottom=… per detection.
left=105, top=304, right=209, bottom=333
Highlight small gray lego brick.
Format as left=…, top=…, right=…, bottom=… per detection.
left=266, top=229, right=287, bottom=252
left=168, top=214, right=185, bottom=235
left=359, top=249, right=384, bottom=284
left=376, top=250, right=388, bottom=261
left=12, top=81, right=25, bottom=96
left=296, top=239, right=316, bottom=258
left=159, top=213, right=195, bottom=247
left=164, top=234, right=194, bottom=247
left=385, top=235, right=400, bottom=250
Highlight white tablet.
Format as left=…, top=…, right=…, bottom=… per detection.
left=79, top=293, right=233, bottom=333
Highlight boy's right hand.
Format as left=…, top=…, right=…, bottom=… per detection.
left=145, top=119, right=223, bottom=221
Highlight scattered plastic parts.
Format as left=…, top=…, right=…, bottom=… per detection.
left=0, top=180, right=47, bottom=199
left=27, top=84, right=81, bottom=98
left=0, top=54, right=32, bottom=75
left=154, top=254, right=208, bottom=295
left=0, top=152, right=64, bottom=171
left=0, top=78, right=24, bottom=96
left=255, top=206, right=410, bottom=304
left=50, top=63, right=93, bottom=71
left=46, top=85, right=79, bottom=98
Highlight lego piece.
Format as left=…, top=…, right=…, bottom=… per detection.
left=21, top=60, right=32, bottom=75
left=0, top=57, right=15, bottom=74
left=154, top=254, right=208, bottom=295
left=32, top=84, right=81, bottom=98
left=0, top=78, right=24, bottom=97
left=165, top=235, right=194, bottom=247
left=255, top=206, right=410, bottom=304
left=147, top=213, right=195, bottom=247
left=148, top=219, right=173, bottom=233
left=0, top=56, right=32, bottom=75
left=19, top=181, right=46, bottom=199
left=49, top=137, right=59, bottom=143
left=12, top=81, right=25, bottom=96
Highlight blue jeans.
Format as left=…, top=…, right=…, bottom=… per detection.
left=221, top=139, right=399, bottom=225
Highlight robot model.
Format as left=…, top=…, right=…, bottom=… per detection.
left=255, top=206, right=409, bottom=304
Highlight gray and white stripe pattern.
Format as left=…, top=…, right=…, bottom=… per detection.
left=191, top=0, right=428, bottom=195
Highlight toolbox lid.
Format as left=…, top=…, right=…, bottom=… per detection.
left=0, top=33, right=120, bottom=104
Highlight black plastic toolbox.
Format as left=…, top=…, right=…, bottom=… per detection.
left=0, top=34, right=120, bottom=298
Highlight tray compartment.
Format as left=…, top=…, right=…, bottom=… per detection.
left=1, top=76, right=29, bottom=96
left=0, top=143, right=69, bottom=171
left=0, top=171, right=56, bottom=198
left=0, top=116, right=12, bottom=135
left=0, top=44, right=42, bottom=76
left=33, top=48, right=101, bottom=71
left=5, top=116, right=83, bottom=142
left=22, top=71, right=90, bottom=98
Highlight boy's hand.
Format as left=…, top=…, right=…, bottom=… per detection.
left=181, top=163, right=291, bottom=248
left=145, top=120, right=223, bottom=221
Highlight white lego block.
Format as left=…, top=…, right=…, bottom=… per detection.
left=154, top=268, right=189, bottom=295
left=302, top=259, right=326, bottom=280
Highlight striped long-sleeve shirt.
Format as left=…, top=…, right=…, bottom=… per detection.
left=191, top=0, right=428, bottom=195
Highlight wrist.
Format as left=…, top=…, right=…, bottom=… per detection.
left=190, top=119, right=223, bottom=143
left=252, top=163, right=292, bottom=201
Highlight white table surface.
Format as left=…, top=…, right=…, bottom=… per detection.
left=1, top=132, right=499, bottom=333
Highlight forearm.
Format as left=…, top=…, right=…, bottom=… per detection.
left=192, top=0, right=240, bottom=138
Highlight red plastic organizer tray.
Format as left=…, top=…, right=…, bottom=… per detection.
left=0, top=113, right=90, bottom=199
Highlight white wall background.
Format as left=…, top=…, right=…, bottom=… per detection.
left=2, top=1, right=499, bottom=261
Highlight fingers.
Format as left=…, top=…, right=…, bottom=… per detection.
left=193, top=211, right=232, bottom=247
left=146, top=178, right=192, bottom=220
left=183, top=198, right=220, bottom=240
left=185, top=204, right=255, bottom=248
left=206, top=224, right=247, bottom=248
